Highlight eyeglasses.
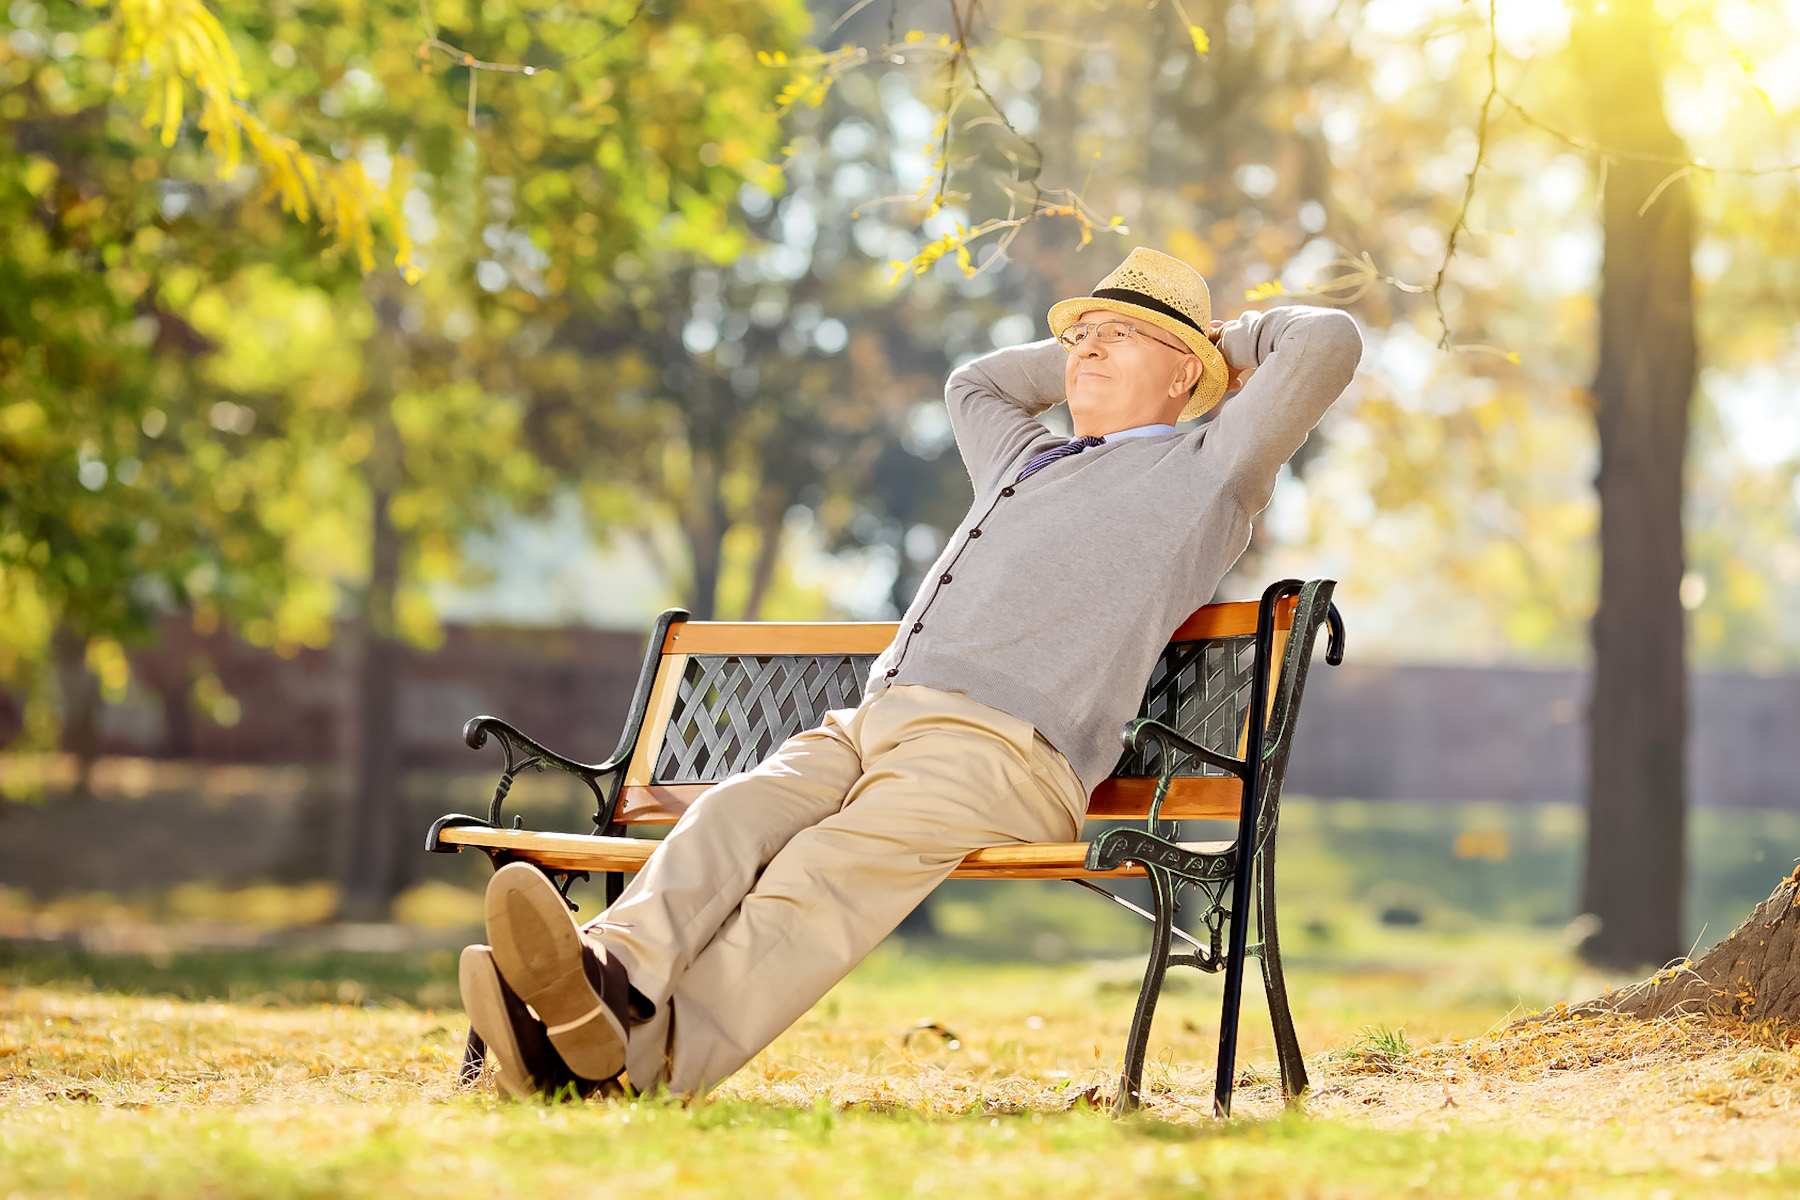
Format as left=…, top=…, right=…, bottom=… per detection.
left=1057, top=320, right=1190, bottom=355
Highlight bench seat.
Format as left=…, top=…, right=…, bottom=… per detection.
left=436, top=824, right=1234, bottom=880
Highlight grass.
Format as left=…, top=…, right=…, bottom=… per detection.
left=0, top=941, right=464, bottom=1009
left=6, top=917, right=1800, bottom=1198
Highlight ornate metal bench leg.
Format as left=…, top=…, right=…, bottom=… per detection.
left=1256, top=855, right=1308, bottom=1102
left=458, top=1025, right=487, bottom=1089
left=604, top=871, right=625, bottom=906
left=1114, top=865, right=1177, bottom=1116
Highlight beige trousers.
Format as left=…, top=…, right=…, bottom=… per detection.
left=584, top=684, right=1087, bottom=1097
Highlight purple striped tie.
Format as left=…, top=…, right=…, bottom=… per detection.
left=1017, top=435, right=1106, bottom=483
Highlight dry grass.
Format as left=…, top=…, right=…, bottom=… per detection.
left=1299, top=1012, right=1800, bottom=1181
left=7, top=934, right=1799, bottom=1198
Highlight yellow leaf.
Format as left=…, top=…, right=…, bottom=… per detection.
left=21, top=157, right=58, bottom=197
left=160, top=74, right=183, bottom=145
left=1244, top=280, right=1286, bottom=301
left=1188, top=25, right=1210, bottom=55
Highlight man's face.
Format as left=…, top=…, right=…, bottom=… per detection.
left=1062, top=309, right=1201, bottom=435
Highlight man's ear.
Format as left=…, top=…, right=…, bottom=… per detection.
left=1170, top=354, right=1202, bottom=398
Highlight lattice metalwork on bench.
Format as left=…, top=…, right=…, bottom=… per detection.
left=654, top=654, right=877, bottom=783
left=1110, top=634, right=1257, bottom=779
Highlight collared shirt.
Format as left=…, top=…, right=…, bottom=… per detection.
left=1098, top=423, right=1177, bottom=442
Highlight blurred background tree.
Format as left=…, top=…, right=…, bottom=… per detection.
left=3, top=0, right=1797, bottom=943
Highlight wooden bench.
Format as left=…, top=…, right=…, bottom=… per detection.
left=426, top=578, right=1343, bottom=1116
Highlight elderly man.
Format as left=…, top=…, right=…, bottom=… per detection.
left=458, top=247, right=1362, bottom=1100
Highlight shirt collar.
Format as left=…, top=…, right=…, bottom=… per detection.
left=1098, top=423, right=1178, bottom=442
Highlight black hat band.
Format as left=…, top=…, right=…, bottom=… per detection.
left=1089, top=287, right=1205, bottom=336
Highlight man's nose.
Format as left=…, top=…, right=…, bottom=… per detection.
left=1076, top=335, right=1107, bottom=358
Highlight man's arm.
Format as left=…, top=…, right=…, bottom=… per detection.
left=1205, top=306, right=1362, bottom=512
left=944, top=339, right=1067, bottom=494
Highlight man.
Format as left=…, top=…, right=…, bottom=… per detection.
left=458, top=247, right=1362, bottom=1100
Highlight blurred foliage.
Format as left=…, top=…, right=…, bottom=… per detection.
left=4, top=0, right=1800, bottom=761
left=0, top=0, right=809, bottom=749
left=813, top=0, right=1800, bottom=667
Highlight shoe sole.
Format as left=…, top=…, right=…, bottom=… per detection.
left=458, top=945, right=537, bottom=1099
left=485, top=863, right=627, bottom=1081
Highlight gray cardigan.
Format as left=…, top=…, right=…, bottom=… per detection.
left=865, top=304, right=1363, bottom=794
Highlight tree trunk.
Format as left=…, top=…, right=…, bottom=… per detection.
left=1563, top=866, right=1800, bottom=1024
left=51, top=626, right=100, bottom=803
left=682, top=450, right=728, bottom=621
left=337, top=483, right=406, bottom=919
left=1573, top=0, right=1697, bottom=970
left=741, top=487, right=789, bottom=621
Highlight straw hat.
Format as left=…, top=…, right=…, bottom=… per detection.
left=1046, top=247, right=1230, bottom=421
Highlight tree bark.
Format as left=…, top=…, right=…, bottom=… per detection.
left=340, top=515, right=403, bottom=913
left=334, top=281, right=422, bottom=920
left=336, top=481, right=407, bottom=920
left=51, top=626, right=100, bottom=804
left=681, top=449, right=728, bottom=621
left=1563, top=867, right=1800, bottom=1024
left=1573, top=0, right=1697, bottom=970
left=741, top=486, right=789, bottom=621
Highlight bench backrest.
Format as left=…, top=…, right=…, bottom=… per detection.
left=609, top=596, right=1298, bottom=826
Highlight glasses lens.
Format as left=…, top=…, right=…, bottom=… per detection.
left=1061, top=322, right=1137, bottom=347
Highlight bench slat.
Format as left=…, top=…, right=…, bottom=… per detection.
left=662, top=623, right=899, bottom=655
left=435, top=826, right=1231, bottom=880
left=1157, top=596, right=1293, bottom=641
left=657, top=597, right=1295, bottom=657
left=613, top=775, right=1247, bottom=825
left=1084, top=776, right=1244, bottom=820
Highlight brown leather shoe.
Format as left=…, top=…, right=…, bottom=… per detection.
left=458, top=944, right=599, bottom=1100
left=484, top=863, right=630, bottom=1082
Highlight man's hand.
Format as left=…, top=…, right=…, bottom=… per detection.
left=1207, top=320, right=1255, bottom=391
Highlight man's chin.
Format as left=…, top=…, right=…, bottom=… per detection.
left=1065, top=394, right=1108, bottom=422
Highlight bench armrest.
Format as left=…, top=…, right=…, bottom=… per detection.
left=457, top=715, right=625, bottom=833
left=462, top=714, right=626, bottom=779
left=1121, top=718, right=1250, bottom=831
left=1121, top=718, right=1250, bottom=781
left=436, top=608, right=689, bottom=849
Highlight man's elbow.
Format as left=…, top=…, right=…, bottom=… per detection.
left=1311, top=309, right=1364, bottom=384
left=943, top=372, right=986, bottom=428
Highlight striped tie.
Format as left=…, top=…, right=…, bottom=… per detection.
left=1017, top=435, right=1106, bottom=483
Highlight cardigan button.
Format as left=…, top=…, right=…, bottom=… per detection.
left=968, top=528, right=982, bottom=538
left=1000, top=487, right=1015, bottom=497
left=939, top=573, right=953, bottom=585
left=911, top=621, right=924, bottom=634
left=884, top=668, right=898, bottom=679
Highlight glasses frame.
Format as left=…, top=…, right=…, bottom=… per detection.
left=1058, top=319, right=1194, bottom=356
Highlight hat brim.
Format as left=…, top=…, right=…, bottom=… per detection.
left=1047, top=296, right=1229, bottom=421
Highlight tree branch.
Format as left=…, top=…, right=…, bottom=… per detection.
left=1419, top=0, right=1800, bottom=351
left=415, top=0, right=650, bottom=94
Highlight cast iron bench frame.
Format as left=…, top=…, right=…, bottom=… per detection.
left=426, top=577, right=1343, bottom=1116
